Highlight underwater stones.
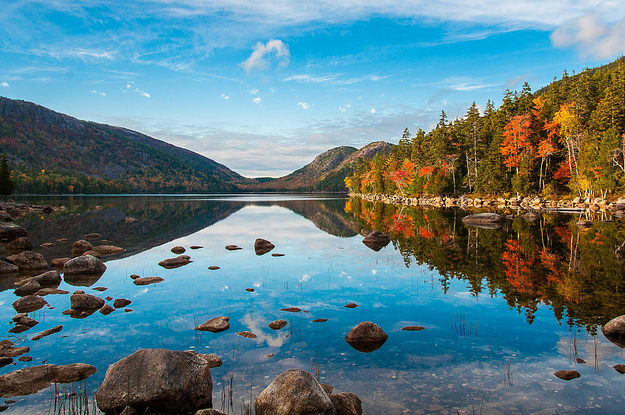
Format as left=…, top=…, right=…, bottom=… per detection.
left=361, top=231, right=391, bottom=252
left=70, top=293, right=105, bottom=310
left=96, top=349, right=216, bottom=414
left=554, top=370, right=580, bottom=380
left=268, top=320, right=288, bottom=330
left=195, top=316, right=230, bottom=333
left=171, top=246, right=186, bottom=254
left=0, top=363, right=97, bottom=397
left=12, top=295, right=47, bottom=313
left=113, top=298, right=132, bottom=309
left=330, top=392, right=362, bottom=415
left=31, top=325, right=63, bottom=341
left=281, top=307, right=301, bottom=313
left=254, top=238, right=275, bottom=256
left=225, top=245, right=242, bottom=251
left=133, top=277, right=164, bottom=286
left=344, top=322, right=388, bottom=353
left=92, top=245, right=125, bottom=256
left=461, top=213, right=505, bottom=229
left=255, top=369, right=336, bottom=415
left=158, top=255, right=192, bottom=269
left=72, top=240, right=93, bottom=255
left=236, top=331, right=257, bottom=339
left=401, top=326, right=426, bottom=331
left=344, top=303, right=359, bottom=309
left=7, top=251, right=48, bottom=270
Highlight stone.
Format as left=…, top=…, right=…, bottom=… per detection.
left=225, top=245, right=242, bottom=251
left=100, top=304, right=115, bottom=315
left=614, top=364, right=625, bottom=374
left=6, top=237, right=34, bottom=251
left=312, top=319, right=328, bottom=323
left=12, top=314, right=38, bottom=327
left=0, top=260, right=18, bottom=274
left=330, top=393, right=362, bottom=415
left=84, top=233, right=102, bottom=239
left=14, top=280, right=41, bottom=297
left=92, top=245, right=125, bottom=256
left=236, top=331, right=257, bottom=339
left=0, top=223, right=27, bottom=241
left=281, top=307, right=301, bottom=313
left=602, top=315, right=625, bottom=347
left=70, top=293, right=105, bottom=310
left=171, top=246, right=186, bottom=254
left=254, top=238, right=275, bottom=256
left=321, top=384, right=334, bottom=395
left=82, top=250, right=102, bottom=258
left=195, top=316, right=230, bottom=333
left=36, top=287, right=69, bottom=296
left=0, top=363, right=97, bottom=397
left=344, top=303, right=359, bottom=309
left=401, top=326, right=426, bottom=331
left=125, top=216, right=138, bottom=223
left=554, top=370, right=580, bottom=380
left=95, top=349, right=216, bottom=414
left=6, top=251, right=48, bottom=270
left=0, top=358, right=12, bottom=368
left=462, top=213, right=505, bottom=229
left=158, top=255, right=192, bottom=269
left=63, top=255, right=107, bottom=275
left=246, top=288, right=255, bottom=292
left=0, top=341, right=29, bottom=358
left=113, top=298, right=132, bottom=309
left=17, top=356, right=32, bottom=362
left=265, top=353, right=275, bottom=358
left=272, top=253, right=285, bottom=257
left=124, top=308, right=133, bottom=313
left=208, top=266, right=220, bottom=270
left=133, top=277, right=164, bottom=286
left=190, top=246, right=203, bottom=250
left=268, top=320, right=287, bottom=330
left=34, top=270, right=62, bottom=287
left=93, top=286, right=107, bottom=291
left=344, top=322, right=388, bottom=353
left=13, top=295, right=47, bottom=313
left=72, top=240, right=93, bottom=255
left=129, top=274, right=140, bottom=280
left=255, top=369, right=336, bottom=415
left=195, top=410, right=227, bottom=415
left=362, top=231, right=391, bottom=252
left=31, top=325, right=63, bottom=341
left=51, top=258, right=71, bottom=268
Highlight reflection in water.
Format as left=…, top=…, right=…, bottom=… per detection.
left=1, top=195, right=625, bottom=414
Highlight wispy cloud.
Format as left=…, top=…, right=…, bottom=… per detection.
left=249, top=88, right=259, bottom=94
left=240, top=39, right=290, bottom=73
left=91, top=90, right=106, bottom=96
left=551, top=13, right=625, bottom=60
left=1, top=82, right=8, bottom=88
left=283, top=73, right=390, bottom=85
left=339, top=104, right=351, bottom=112
left=253, top=97, right=262, bottom=104
left=221, top=93, right=229, bottom=100
left=298, top=102, right=310, bottom=109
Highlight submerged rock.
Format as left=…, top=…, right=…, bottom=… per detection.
left=113, top=298, right=132, bottom=309
left=0, top=223, right=27, bottom=241
left=133, top=277, right=164, bottom=286
left=92, top=245, right=125, bottom=256
left=225, top=245, right=242, bottom=251
left=462, top=213, right=505, bottom=229
left=158, top=255, right=192, bottom=269
left=0, top=341, right=29, bottom=358
left=281, top=307, right=301, bottom=313
left=171, top=246, right=186, bottom=254
left=72, top=240, right=93, bottom=255
left=330, top=392, right=362, bottom=415
left=13, top=295, right=47, bottom=313
left=345, top=322, right=388, bottom=353
left=7, top=251, right=48, bottom=270
left=96, top=349, right=218, bottom=414
left=312, top=319, right=328, bottom=323
left=84, top=233, right=102, bottom=239
left=254, top=238, right=275, bottom=256
left=554, top=370, right=580, bottom=380
left=70, top=293, right=105, bottom=310
left=194, top=316, right=230, bottom=333
left=6, top=237, right=34, bottom=251
left=268, top=320, right=288, bottom=330
left=31, top=325, right=63, bottom=341
left=362, top=231, right=391, bottom=252
left=0, top=363, right=97, bottom=397
left=401, top=326, right=426, bottom=331
left=255, top=369, right=336, bottom=415
left=51, top=258, right=71, bottom=268
left=236, top=331, right=257, bottom=339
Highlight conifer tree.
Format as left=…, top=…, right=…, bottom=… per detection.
left=0, top=154, right=16, bottom=198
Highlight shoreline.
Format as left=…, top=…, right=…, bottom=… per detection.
left=349, top=193, right=625, bottom=215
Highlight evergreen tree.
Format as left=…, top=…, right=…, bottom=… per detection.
left=0, top=154, right=16, bottom=198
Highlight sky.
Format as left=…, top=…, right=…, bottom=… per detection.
left=1, top=1, right=625, bottom=177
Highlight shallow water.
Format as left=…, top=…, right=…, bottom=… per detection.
left=2, top=194, right=625, bottom=414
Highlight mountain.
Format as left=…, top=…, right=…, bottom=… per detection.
left=241, top=141, right=393, bottom=192
left=0, top=97, right=250, bottom=194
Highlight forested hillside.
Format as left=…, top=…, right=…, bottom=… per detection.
left=346, top=57, right=625, bottom=199
left=0, top=97, right=249, bottom=194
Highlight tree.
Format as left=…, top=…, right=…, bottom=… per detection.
left=0, top=154, right=16, bottom=198
left=501, top=114, right=533, bottom=175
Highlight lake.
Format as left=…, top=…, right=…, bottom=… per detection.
left=2, top=194, right=625, bottom=414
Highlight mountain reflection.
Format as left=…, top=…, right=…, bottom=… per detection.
left=345, top=197, right=625, bottom=332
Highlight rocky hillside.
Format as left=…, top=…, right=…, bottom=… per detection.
left=0, top=97, right=250, bottom=194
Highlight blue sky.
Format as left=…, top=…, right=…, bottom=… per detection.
left=1, top=1, right=624, bottom=177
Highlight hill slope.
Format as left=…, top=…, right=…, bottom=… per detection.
left=0, top=97, right=248, bottom=194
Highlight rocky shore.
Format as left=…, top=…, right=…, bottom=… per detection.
left=0, top=200, right=61, bottom=221
left=350, top=192, right=625, bottom=215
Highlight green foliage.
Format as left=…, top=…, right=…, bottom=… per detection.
left=0, top=153, right=15, bottom=197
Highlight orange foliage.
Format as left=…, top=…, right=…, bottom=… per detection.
left=501, top=114, right=533, bottom=169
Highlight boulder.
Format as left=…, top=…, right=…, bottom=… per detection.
left=34, top=270, right=62, bottom=287
left=96, top=349, right=218, bottom=414
left=0, top=341, right=29, bottom=358
left=195, top=410, right=227, bottom=415
left=82, top=250, right=102, bottom=258
left=14, top=280, right=41, bottom=297
left=195, top=316, right=230, bottom=333
left=171, top=246, right=186, bottom=254
left=12, top=314, right=38, bottom=327
left=344, top=303, right=359, bottom=309
left=72, top=240, right=93, bottom=255
left=70, top=293, right=105, bottom=310
left=12, top=295, right=47, bottom=313
left=268, top=320, right=288, bottom=330
left=113, top=298, right=132, bottom=308
left=329, top=393, right=362, bottom=415
left=36, top=288, right=69, bottom=296
left=133, top=277, right=164, bottom=286
left=6, top=251, right=48, bottom=270
left=0, top=363, right=97, bottom=397
left=344, top=322, right=388, bottom=353
left=602, top=315, right=625, bottom=347
left=63, top=255, right=106, bottom=276
left=92, top=245, right=125, bottom=256
left=0, top=260, right=18, bottom=274
left=0, top=223, right=27, bottom=241
left=51, top=258, right=71, bottom=268
left=255, top=369, right=336, bottom=415
left=6, top=237, right=34, bottom=251
left=158, top=255, right=192, bottom=269
left=462, top=213, right=505, bottom=229
left=554, top=370, right=580, bottom=380
left=254, top=238, right=275, bottom=256
left=361, top=231, right=391, bottom=252
left=236, top=331, right=257, bottom=339
left=100, top=304, right=115, bottom=315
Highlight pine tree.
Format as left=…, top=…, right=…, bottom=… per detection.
left=0, top=154, right=16, bottom=198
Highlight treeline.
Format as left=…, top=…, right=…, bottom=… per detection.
left=346, top=57, right=625, bottom=198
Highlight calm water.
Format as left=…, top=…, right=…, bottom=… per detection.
left=2, top=194, right=625, bottom=414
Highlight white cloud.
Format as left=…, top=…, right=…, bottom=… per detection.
left=135, top=88, right=150, bottom=98
left=283, top=73, right=342, bottom=83
left=126, top=83, right=132, bottom=88
left=90, top=89, right=106, bottom=96
left=221, top=93, right=229, bottom=99
left=339, top=104, right=351, bottom=112
left=249, top=88, right=259, bottom=94
left=240, top=39, right=290, bottom=73
left=551, top=13, right=625, bottom=59
left=253, top=97, right=261, bottom=104
left=298, top=102, right=310, bottom=109
left=1, top=82, right=8, bottom=88
left=371, top=108, right=376, bottom=114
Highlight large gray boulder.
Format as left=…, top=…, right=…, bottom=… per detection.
left=96, top=349, right=221, bottom=414
left=255, top=369, right=336, bottom=415
left=6, top=251, right=48, bottom=270
left=64, top=255, right=107, bottom=275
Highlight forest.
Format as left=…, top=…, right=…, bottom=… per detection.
left=346, top=57, right=625, bottom=199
